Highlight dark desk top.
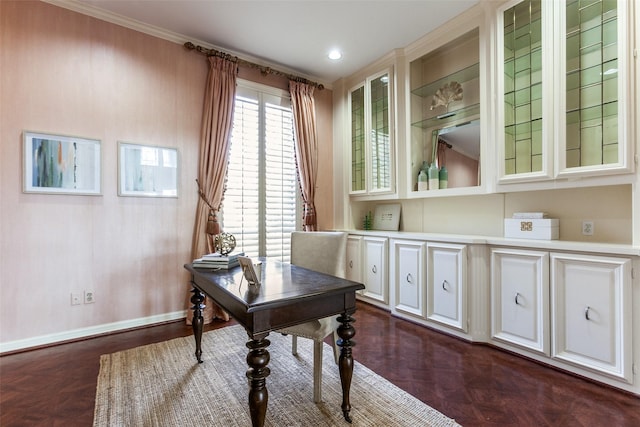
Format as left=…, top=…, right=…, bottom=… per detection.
left=185, top=258, right=365, bottom=337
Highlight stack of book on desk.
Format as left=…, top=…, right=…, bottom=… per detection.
left=192, top=251, right=245, bottom=269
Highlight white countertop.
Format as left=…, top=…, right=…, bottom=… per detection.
left=341, top=229, right=640, bottom=256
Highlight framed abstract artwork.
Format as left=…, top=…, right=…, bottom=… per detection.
left=118, top=142, right=178, bottom=197
left=23, top=131, right=102, bottom=195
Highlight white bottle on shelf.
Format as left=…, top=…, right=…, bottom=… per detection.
left=418, top=170, right=428, bottom=191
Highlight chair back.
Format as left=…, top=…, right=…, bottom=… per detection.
left=290, top=231, right=347, bottom=279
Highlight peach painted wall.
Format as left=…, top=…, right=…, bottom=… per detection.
left=0, top=1, right=334, bottom=349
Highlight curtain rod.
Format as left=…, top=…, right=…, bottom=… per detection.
left=184, top=42, right=324, bottom=90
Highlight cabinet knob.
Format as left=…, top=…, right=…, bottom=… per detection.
left=406, top=273, right=413, bottom=283
left=514, top=292, right=522, bottom=305
left=584, top=306, right=591, bottom=320
left=372, top=265, right=377, bottom=274
left=349, top=260, right=353, bottom=268
left=442, top=280, right=449, bottom=291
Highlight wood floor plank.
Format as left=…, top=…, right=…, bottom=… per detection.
left=1, top=301, right=639, bottom=426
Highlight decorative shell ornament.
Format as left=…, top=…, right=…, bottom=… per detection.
left=214, top=232, right=237, bottom=256
left=430, top=81, right=463, bottom=112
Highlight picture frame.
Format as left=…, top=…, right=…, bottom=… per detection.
left=23, top=131, right=102, bottom=195
left=118, top=142, right=178, bottom=198
left=238, top=256, right=261, bottom=285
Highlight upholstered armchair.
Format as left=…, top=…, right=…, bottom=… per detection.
left=277, top=231, right=348, bottom=403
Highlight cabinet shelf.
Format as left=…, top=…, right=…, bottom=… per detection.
left=411, top=103, right=480, bottom=129
left=411, top=63, right=480, bottom=99
left=408, top=27, right=482, bottom=192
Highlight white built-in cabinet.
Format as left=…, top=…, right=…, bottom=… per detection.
left=339, top=0, right=639, bottom=397
left=390, top=239, right=426, bottom=318
left=388, top=238, right=472, bottom=338
left=491, top=248, right=550, bottom=355
left=348, top=69, right=394, bottom=197
left=496, top=0, right=635, bottom=185
left=407, top=28, right=483, bottom=195
left=360, top=236, right=389, bottom=308
left=403, top=5, right=493, bottom=199
left=346, top=235, right=363, bottom=284
left=491, top=247, right=633, bottom=384
left=551, top=252, right=632, bottom=382
left=339, top=0, right=636, bottom=206
left=427, top=243, right=468, bottom=332
left=347, top=232, right=638, bottom=393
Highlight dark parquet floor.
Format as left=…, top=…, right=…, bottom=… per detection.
left=1, top=301, right=639, bottom=426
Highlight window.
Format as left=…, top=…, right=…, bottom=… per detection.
left=222, top=81, right=300, bottom=262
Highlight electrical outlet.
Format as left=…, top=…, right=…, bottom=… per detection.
left=71, top=292, right=82, bottom=305
left=84, top=290, right=95, bottom=304
left=582, top=221, right=594, bottom=236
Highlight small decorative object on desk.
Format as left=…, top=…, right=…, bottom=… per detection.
left=214, top=232, right=236, bottom=255
left=238, top=256, right=261, bottom=285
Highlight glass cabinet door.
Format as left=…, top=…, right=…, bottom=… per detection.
left=349, top=70, right=393, bottom=195
left=499, top=0, right=553, bottom=182
left=369, top=74, right=391, bottom=192
left=498, top=0, right=632, bottom=183
left=350, top=85, right=366, bottom=193
left=558, top=0, right=630, bottom=176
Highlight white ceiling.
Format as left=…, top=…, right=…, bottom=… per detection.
left=75, top=0, right=479, bottom=86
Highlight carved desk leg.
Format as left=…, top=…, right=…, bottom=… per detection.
left=337, top=313, right=356, bottom=423
left=190, top=286, right=205, bottom=363
left=246, top=334, right=271, bottom=427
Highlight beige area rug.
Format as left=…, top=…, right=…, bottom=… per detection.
left=94, top=324, right=461, bottom=427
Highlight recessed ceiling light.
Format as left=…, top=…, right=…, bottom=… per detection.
left=328, top=49, right=342, bottom=60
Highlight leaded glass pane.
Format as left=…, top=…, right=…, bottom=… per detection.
left=503, top=0, right=543, bottom=175
left=351, top=86, right=365, bottom=191
left=370, top=74, right=390, bottom=191
left=565, top=0, right=618, bottom=167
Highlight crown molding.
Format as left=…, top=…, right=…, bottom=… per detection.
left=42, top=0, right=192, bottom=46
left=41, top=0, right=332, bottom=89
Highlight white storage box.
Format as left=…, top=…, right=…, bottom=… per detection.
left=504, top=218, right=559, bottom=240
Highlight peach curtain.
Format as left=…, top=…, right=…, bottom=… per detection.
left=189, top=56, right=237, bottom=323
left=290, top=81, right=318, bottom=231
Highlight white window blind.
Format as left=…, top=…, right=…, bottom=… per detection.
left=223, top=82, right=299, bottom=262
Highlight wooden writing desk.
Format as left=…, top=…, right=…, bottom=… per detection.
left=184, top=258, right=365, bottom=427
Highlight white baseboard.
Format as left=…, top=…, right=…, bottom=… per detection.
left=0, top=310, right=188, bottom=354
